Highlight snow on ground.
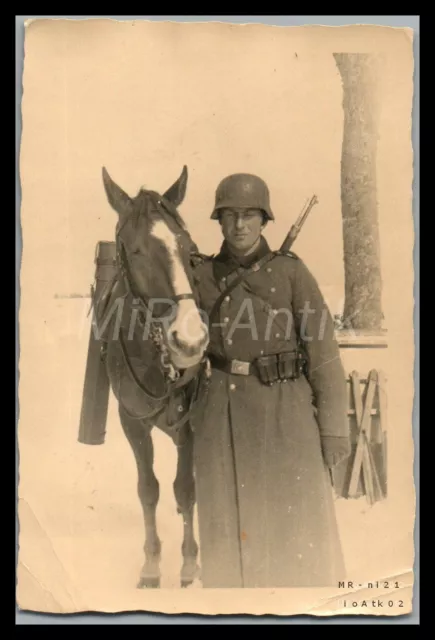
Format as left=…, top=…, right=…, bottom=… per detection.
left=17, top=299, right=414, bottom=613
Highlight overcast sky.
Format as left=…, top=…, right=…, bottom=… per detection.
left=20, top=20, right=410, bottom=325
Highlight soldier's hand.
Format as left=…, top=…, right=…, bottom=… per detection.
left=320, top=436, right=351, bottom=469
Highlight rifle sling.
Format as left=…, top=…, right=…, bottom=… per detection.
left=209, top=250, right=281, bottom=325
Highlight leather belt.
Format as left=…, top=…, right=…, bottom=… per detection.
left=208, top=354, right=255, bottom=376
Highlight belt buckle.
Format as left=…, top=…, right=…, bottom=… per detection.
left=230, top=359, right=250, bottom=375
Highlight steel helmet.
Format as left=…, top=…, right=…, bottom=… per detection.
left=210, top=173, right=275, bottom=220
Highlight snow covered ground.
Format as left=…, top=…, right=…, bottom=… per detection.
left=17, top=299, right=415, bottom=614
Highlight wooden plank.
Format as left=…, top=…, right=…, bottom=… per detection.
left=361, top=369, right=377, bottom=505
left=377, top=369, right=389, bottom=496
left=377, top=370, right=388, bottom=442
left=348, top=371, right=365, bottom=497
left=331, top=371, right=387, bottom=500
left=347, top=409, right=379, bottom=416
left=336, top=330, right=388, bottom=349
left=365, top=433, right=385, bottom=501
left=356, top=376, right=375, bottom=505
left=348, top=370, right=378, bottom=498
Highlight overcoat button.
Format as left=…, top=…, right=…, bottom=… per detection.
left=224, top=296, right=230, bottom=302
left=271, top=287, right=276, bottom=292
left=230, top=383, right=236, bottom=391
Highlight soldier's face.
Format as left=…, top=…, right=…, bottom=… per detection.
left=220, top=207, right=265, bottom=254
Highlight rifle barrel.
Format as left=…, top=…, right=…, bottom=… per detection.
left=297, top=195, right=318, bottom=228
left=279, top=194, right=318, bottom=252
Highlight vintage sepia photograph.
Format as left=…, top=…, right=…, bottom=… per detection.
left=17, top=18, right=416, bottom=618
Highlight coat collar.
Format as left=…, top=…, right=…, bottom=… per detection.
left=212, top=235, right=272, bottom=282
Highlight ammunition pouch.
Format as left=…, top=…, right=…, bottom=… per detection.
left=254, top=350, right=306, bottom=386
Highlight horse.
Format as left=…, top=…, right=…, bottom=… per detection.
left=93, top=165, right=210, bottom=588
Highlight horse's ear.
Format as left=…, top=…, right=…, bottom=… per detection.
left=163, top=165, right=188, bottom=207
left=102, top=167, right=133, bottom=216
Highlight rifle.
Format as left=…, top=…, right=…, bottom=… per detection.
left=279, top=194, right=319, bottom=252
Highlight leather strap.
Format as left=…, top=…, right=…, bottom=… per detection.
left=209, top=250, right=279, bottom=325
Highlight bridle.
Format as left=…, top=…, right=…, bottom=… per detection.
left=112, top=190, right=209, bottom=408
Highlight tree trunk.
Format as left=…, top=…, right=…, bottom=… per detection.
left=333, top=53, right=383, bottom=331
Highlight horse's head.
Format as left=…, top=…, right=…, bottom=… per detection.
left=102, top=165, right=209, bottom=370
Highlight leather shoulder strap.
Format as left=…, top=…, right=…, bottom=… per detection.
left=208, top=251, right=278, bottom=325
left=274, top=249, right=299, bottom=260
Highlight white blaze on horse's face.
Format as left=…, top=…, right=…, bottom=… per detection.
left=150, top=219, right=209, bottom=368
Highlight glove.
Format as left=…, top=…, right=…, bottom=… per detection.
left=321, top=436, right=351, bottom=469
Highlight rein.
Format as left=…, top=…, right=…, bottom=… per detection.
left=110, top=192, right=209, bottom=431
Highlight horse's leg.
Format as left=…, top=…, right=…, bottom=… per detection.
left=173, top=425, right=200, bottom=588
left=119, top=407, right=162, bottom=589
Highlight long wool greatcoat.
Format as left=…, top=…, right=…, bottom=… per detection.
left=190, top=236, right=350, bottom=589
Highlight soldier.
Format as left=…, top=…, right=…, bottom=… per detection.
left=191, top=173, right=351, bottom=589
